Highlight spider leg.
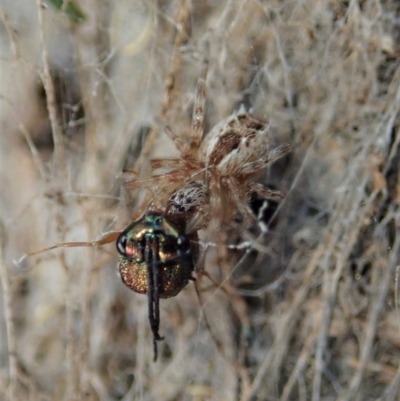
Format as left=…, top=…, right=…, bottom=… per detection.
left=248, top=182, right=285, bottom=202
left=151, top=158, right=203, bottom=172
left=226, top=177, right=255, bottom=223
left=16, top=231, right=121, bottom=265
left=151, top=158, right=188, bottom=170
left=123, top=170, right=189, bottom=190
left=123, top=176, right=164, bottom=190
left=124, top=170, right=194, bottom=220
left=190, top=60, right=208, bottom=150
left=193, top=174, right=222, bottom=273
left=165, top=126, right=190, bottom=155
left=240, top=144, right=291, bottom=175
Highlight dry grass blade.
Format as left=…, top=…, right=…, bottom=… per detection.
left=0, top=220, right=18, bottom=401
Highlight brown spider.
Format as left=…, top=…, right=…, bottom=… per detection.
left=125, top=71, right=291, bottom=236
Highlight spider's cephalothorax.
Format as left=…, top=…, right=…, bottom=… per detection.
left=116, top=212, right=197, bottom=360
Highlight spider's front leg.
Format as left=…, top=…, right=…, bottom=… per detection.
left=240, top=144, right=291, bottom=176
left=165, top=126, right=190, bottom=156
left=190, top=60, right=208, bottom=150
left=225, top=177, right=256, bottom=225
left=151, top=158, right=204, bottom=174
left=248, top=182, right=286, bottom=202
left=123, top=170, right=187, bottom=190
left=122, top=170, right=187, bottom=219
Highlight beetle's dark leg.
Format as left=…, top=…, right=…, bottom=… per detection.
left=152, top=240, right=161, bottom=340
left=145, top=236, right=163, bottom=361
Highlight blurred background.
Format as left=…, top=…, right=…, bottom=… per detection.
left=0, top=1, right=400, bottom=400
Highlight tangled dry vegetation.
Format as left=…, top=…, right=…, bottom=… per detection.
left=1, top=1, right=400, bottom=400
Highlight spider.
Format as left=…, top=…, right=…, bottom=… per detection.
left=125, top=69, right=291, bottom=237
left=114, top=70, right=290, bottom=359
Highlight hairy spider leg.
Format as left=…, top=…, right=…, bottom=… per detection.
left=123, top=171, right=189, bottom=190
left=240, top=144, right=291, bottom=176
left=193, top=172, right=225, bottom=273
left=165, top=126, right=190, bottom=155
left=150, top=157, right=203, bottom=172
left=151, top=158, right=188, bottom=170
left=226, top=176, right=256, bottom=223
left=123, top=168, right=192, bottom=222
left=246, top=182, right=285, bottom=202
left=190, top=60, right=208, bottom=150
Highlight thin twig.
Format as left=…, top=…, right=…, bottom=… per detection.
left=0, top=219, right=18, bottom=401
left=132, top=0, right=193, bottom=173
left=338, top=216, right=400, bottom=401
left=36, top=0, right=66, bottom=176
left=0, top=6, right=19, bottom=58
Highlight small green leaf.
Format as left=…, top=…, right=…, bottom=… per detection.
left=45, top=0, right=86, bottom=23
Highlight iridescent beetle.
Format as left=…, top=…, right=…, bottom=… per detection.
left=19, top=210, right=199, bottom=362
left=116, top=212, right=197, bottom=361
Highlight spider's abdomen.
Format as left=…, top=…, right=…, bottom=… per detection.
left=166, top=180, right=210, bottom=231
left=201, top=111, right=269, bottom=176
